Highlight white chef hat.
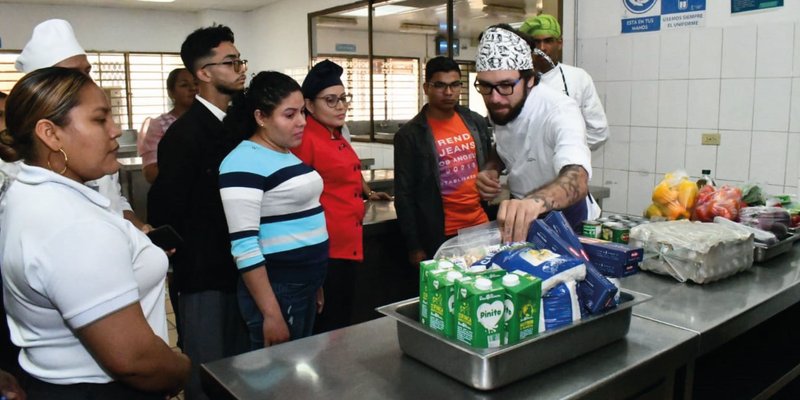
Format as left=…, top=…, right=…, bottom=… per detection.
left=475, top=26, right=533, bottom=72
left=15, top=19, right=86, bottom=73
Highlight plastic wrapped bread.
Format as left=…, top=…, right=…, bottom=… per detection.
left=628, top=220, right=754, bottom=284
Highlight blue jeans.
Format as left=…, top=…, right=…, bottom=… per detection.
left=237, top=274, right=325, bottom=350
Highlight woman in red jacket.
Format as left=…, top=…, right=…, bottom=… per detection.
left=292, top=60, right=390, bottom=333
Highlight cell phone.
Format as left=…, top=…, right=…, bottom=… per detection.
left=147, top=225, right=184, bottom=250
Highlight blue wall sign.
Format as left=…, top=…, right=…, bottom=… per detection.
left=335, top=43, right=357, bottom=52
left=622, top=0, right=706, bottom=34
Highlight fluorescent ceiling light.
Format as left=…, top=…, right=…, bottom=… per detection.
left=399, top=22, right=438, bottom=35
left=137, top=0, right=175, bottom=3
left=317, top=16, right=358, bottom=27
left=340, top=5, right=418, bottom=18
left=482, top=5, right=526, bottom=17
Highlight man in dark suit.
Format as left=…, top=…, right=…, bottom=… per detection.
left=147, top=24, right=249, bottom=400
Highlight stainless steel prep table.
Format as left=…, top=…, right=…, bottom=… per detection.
left=621, top=246, right=800, bottom=354
left=201, top=315, right=697, bottom=400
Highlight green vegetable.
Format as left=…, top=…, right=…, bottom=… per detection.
left=741, top=184, right=765, bottom=206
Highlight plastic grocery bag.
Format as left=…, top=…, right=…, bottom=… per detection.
left=691, top=185, right=744, bottom=222
left=433, top=221, right=502, bottom=267
left=628, top=220, right=753, bottom=284
left=644, top=170, right=697, bottom=220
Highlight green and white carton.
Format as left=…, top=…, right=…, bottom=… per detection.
left=455, top=277, right=505, bottom=348
left=502, top=270, right=542, bottom=345
left=428, top=270, right=463, bottom=338
left=419, top=260, right=453, bottom=326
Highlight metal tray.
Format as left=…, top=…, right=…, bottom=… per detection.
left=754, top=233, right=800, bottom=263
left=377, top=290, right=651, bottom=390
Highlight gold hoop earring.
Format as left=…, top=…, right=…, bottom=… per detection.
left=47, top=148, right=69, bottom=175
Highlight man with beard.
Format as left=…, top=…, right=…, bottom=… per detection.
left=147, top=24, right=249, bottom=400
left=394, top=57, right=492, bottom=266
left=520, top=14, right=609, bottom=150
left=475, top=25, right=594, bottom=243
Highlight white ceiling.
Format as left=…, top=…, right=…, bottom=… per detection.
left=0, top=0, right=280, bottom=12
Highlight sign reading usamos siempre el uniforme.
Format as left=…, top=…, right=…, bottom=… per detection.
left=621, top=0, right=707, bottom=34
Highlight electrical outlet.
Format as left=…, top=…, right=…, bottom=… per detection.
left=701, top=133, right=721, bottom=146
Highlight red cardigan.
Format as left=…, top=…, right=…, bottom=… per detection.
left=292, top=116, right=365, bottom=261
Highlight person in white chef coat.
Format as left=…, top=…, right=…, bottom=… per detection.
left=14, top=18, right=150, bottom=231
left=520, top=14, right=610, bottom=150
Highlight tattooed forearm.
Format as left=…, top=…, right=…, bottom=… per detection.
left=524, top=165, right=589, bottom=211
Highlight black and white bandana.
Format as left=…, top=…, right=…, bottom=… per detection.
left=475, top=27, right=533, bottom=72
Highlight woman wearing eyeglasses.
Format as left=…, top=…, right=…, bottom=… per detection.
left=292, top=59, right=390, bottom=333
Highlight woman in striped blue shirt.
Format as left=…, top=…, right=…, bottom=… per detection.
left=220, top=71, right=328, bottom=349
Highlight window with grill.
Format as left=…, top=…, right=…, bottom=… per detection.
left=0, top=50, right=183, bottom=131
left=309, top=55, right=419, bottom=141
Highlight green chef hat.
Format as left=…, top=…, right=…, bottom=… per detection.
left=519, top=14, right=561, bottom=39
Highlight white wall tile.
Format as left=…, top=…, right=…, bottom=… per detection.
left=384, top=149, right=394, bottom=169
left=595, top=81, right=607, bottom=108
left=579, top=38, right=607, bottom=82
left=627, top=172, right=656, bottom=217
left=756, top=23, right=795, bottom=78
left=606, top=35, right=633, bottom=81
left=719, top=79, right=755, bottom=130
left=602, top=169, right=629, bottom=214
left=795, top=22, right=800, bottom=77
left=685, top=129, right=718, bottom=178
left=605, top=81, right=632, bottom=125
left=630, top=81, right=659, bottom=126
left=629, top=127, right=657, bottom=173
left=761, top=183, right=786, bottom=197
left=690, top=28, right=723, bottom=79
left=658, top=80, right=688, bottom=128
left=753, top=78, right=792, bottom=132
left=687, top=79, right=720, bottom=129
left=591, top=145, right=605, bottom=169
left=656, top=128, right=687, bottom=174
left=590, top=167, right=604, bottom=187
left=659, top=30, right=690, bottom=80
left=715, top=130, right=751, bottom=182
left=749, top=131, right=788, bottom=186
left=785, top=132, right=800, bottom=187
left=603, top=126, right=630, bottom=171
left=632, top=34, right=660, bottom=80
left=791, top=78, right=800, bottom=132
left=721, top=25, right=757, bottom=78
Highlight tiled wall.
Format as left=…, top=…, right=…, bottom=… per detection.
left=582, top=21, right=800, bottom=216
left=351, top=142, right=394, bottom=169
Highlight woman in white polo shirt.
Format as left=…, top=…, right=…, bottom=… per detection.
left=0, top=67, right=189, bottom=399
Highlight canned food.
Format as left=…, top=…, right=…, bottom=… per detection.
left=601, top=222, right=630, bottom=244
left=581, top=220, right=602, bottom=238
left=608, top=214, right=626, bottom=221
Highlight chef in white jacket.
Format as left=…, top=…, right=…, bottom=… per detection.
left=520, top=14, right=609, bottom=150
left=14, top=19, right=150, bottom=231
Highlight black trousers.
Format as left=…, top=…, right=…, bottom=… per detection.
left=24, top=375, right=164, bottom=400
left=313, top=258, right=358, bottom=334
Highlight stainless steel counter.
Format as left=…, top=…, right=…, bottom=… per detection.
left=621, top=246, right=800, bottom=355
left=201, top=239, right=800, bottom=399
left=201, top=314, right=697, bottom=400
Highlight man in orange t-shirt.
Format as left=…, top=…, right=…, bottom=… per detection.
left=394, top=57, right=493, bottom=266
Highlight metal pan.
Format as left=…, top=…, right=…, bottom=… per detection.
left=377, top=290, right=651, bottom=390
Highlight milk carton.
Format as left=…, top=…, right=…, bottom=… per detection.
left=428, top=270, right=463, bottom=338
left=502, top=271, right=542, bottom=345
left=419, top=260, right=453, bottom=325
left=455, top=277, right=505, bottom=348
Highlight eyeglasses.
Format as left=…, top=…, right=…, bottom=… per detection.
left=473, top=78, right=523, bottom=96
left=317, top=93, right=352, bottom=108
left=201, top=59, right=248, bottom=73
left=428, top=81, right=462, bottom=91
